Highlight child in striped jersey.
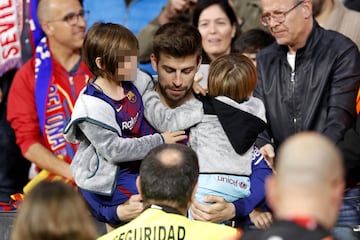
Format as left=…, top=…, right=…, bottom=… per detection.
left=64, top=22, right=186, bottom=228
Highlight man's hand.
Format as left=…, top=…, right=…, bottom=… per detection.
left=116, top=194, right=144, bottom=222
left=167, top=0, right=197, bottom=16
left=259, top=144, right=275, bottom=169
left=190, top=195, right=235, bottom=223
left=159, top=0, right=197, bottom=24
left=25, top=143, right=73, bottom=180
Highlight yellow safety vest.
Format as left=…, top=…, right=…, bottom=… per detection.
left=98, top=208, right=239, bottom=240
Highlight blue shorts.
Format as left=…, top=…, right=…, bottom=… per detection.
left=79, top=167, right=139, bottom=225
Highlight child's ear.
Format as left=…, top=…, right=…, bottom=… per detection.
left=95, top=57, right=104, bottom=69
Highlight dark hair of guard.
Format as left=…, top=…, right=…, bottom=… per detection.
left=139, top=144, right=199, bottom=209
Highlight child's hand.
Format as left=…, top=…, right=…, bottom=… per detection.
left=161, top=130, right=187, bottom=143
left=249, top=208, right=273, bottom=229
left=193, top=73, right=208, bottom=96
left=259, top=144, right=275, bottom=170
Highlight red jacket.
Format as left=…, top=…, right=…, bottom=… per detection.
left=7, top=57, right=91, bottom=156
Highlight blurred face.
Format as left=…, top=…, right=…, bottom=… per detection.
left=45, top=0, right=87, bottom=51
left=197, top=4, right=236, bottom=61
left=261, top=0, right=308, bottom=51
left=117, top=53, right=138, bottom=81
left=151, top=53, right=200, bottom=108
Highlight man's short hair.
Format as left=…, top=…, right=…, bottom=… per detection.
left=140, top=144, right=199, bottom=209
left=152, top=22, right=202, bottom=63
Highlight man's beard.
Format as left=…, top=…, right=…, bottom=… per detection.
left=157, top=82, right=192, bottom=107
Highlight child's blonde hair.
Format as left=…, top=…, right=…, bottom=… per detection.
left=208, top=54, right=257, bottom=102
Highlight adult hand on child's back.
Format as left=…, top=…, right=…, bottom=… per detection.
left=161, top=131, right=187, bottom=143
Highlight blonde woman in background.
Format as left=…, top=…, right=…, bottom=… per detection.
left=11, top=180, right=98, bottom=240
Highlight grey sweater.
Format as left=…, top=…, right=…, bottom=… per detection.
left=143, top=90, right=203, bottom=132
left=64, top=70, right=163, bottom=195
left=143, top=90, right=267, bottom=176
left=191, top=96, right=266, bottom=176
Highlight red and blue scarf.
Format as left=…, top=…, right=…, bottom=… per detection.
left=0, top=0, right=23, bottom=76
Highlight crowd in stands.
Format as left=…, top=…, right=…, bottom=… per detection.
left=0, top=0, right=359, bottom=240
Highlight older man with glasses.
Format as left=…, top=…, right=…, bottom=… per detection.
left=254, top=0, right=359, bottom=166
left=253, top=1, right=360, bottom=238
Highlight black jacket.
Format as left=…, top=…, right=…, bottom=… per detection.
left=0, top=70, right=30, bottom=202
left=240, top=220, right=331, bottom=240
left=255, top=21, right=360, bottom=149
left=338, top=114, right=360, bottom=186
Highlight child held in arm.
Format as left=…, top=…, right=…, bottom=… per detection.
left=143, top=54, right=272, bottom=225
left=64, top=23, right=186, bottom=228
left=189, top=54, right=269, bottom=221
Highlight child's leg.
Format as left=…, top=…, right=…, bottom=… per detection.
left=79, top=169, right=139, bottom=226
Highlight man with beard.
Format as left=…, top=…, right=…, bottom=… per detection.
left=142, top=21, right=272, bottom=229
left=312, top=0, right=360, bottom=49
left=144, top=21, right=203, bottom=128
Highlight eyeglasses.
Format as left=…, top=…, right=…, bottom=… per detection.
left=260, top=1, right=304, bottom=26
left=48, top=9, right=89, bottom=26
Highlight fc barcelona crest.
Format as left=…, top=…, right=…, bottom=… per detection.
left=127, top=90, right=137, bottom=103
